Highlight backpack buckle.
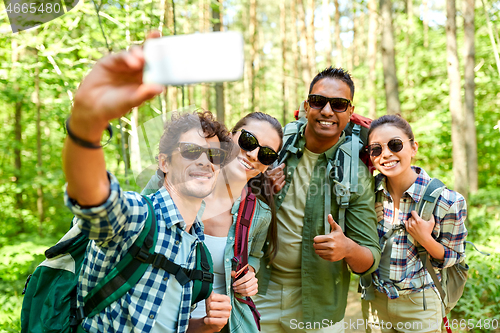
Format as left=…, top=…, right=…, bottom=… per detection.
left=136, top=247, right=151, bottom=263
left=202, top=271, right=214, bottom=283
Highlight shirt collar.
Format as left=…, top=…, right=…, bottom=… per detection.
left=298, top=121, right=347, bottom=159
left=403, top=166, right=429, bottom=203
left=230, top=195, right=243, bottom=215
left=374, top=166, right=430, bottom=203
left=156, top=186, right=206, bottom=239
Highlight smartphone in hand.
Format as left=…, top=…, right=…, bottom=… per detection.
left=143, top=31, right=244, bottom=86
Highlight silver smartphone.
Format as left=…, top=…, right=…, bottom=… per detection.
left=143, top=31, right=244, bottom=86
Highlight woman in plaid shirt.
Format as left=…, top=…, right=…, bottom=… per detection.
left=362, top=115, right=468, bottom=333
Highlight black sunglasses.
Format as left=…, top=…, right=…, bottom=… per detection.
left=177, top=142, right=227, bottom=165
left=237, top=129, right=279, bottom=166
left=366, top=138, right=413, bottom=157
left=307, top=94, right=352, bottom=113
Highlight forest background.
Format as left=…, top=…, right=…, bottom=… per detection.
left=0, top=0, right=499, bottom=332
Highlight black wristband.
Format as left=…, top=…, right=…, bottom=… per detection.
left=65, top=117, right=113, bottom=149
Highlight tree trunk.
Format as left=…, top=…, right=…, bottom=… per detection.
left=213, top=0, right=225, bottom=122
left=15, top=98, right=22, bottom=211
left=481, top=0, right=500, bottom=76
left=333, top=0, right=342, bottom=67
left=249, top=0, right=258, bottom=113
left=422, top=0, right=429, bottom=48
left=199, top=0, right=208, bottom=110
left=281, top=0, right=288, bottom=124
left=130, top=107, right=142, bottom=175
left=35, top=49, right=44, bottom=231
left=188, top=85, right=194, bottom=106
left=169, top=85, right=179, bottom=111
left=380, top=0, right=401, bottom=115
left=306, top=0, right=316, bottom=73
left=446, top=0, right=468, bottom=198
left=298, top=0, right=311, bottom=85
left=354, top=8, right=365, bottom=68
left=12, top=39, right=23, bottom=222
left=351, top=5, right=357, bottom=70
left=159, top=0, right=167, bottom=32
left=464, top=0, right=478, bottom=192
left=323, top=0, right=332, bottom=66
left=404, top=0, right=413, bottom=87
left=291, top=0, right=300, bottom=108
left=367, top=0, right=378, bottom=119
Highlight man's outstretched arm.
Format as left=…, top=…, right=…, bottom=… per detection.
left=63, top=34, right=163, bottom=206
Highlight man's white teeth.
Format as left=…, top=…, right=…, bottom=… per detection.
left=239, top=158, right=253, bottom=169
left=384, top=161, right=398, bottom=167
left=320, top=121, right=334, bottom=125
left=193, top=175, right=210, bottom=180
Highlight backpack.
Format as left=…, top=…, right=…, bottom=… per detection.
left=232, top=186, right=261, bottom=330
left=414, top=178, right=469, bottom=315
left=361, top=178, right=472, bottom=315
left=279, top=113, right=373, bottom=233
left=21, top=196, right=213, bottom=333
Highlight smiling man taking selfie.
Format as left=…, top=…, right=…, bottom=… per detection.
left=62, top=32, right=232, bottom=333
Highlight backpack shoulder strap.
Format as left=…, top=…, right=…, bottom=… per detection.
left=349, top=124, right=362, bottom=193
left=417, top=178, right=445, bottom=221
left=80, top=195, right=158, bottom=319
left=191, top=242, right=213, bottom=304
left=324, top=124, right=365, bottom=234
left=325, top=133, right=356, bottom=235
left=414, top=178, right=447, bottom=309
left=233, top=187, right=257, bottom=276
left=278, top=119, right=306, bottom=165
left=232, top=187, right=261, bottom=329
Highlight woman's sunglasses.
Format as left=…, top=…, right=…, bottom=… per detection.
left=307, top=94, right=352, bottom=113
left=177, top=142, right=228, bottom=165
left=237, top=129, right=279, bottom=166
left=366, top=138, right=413, bottom=157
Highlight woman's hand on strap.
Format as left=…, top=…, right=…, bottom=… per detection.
left=406, top=211, right=445, bottom=260
left=405, top=211, right=435, bottom=245
left=231, top=266, right=258, bottom=296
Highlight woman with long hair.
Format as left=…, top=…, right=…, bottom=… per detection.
left=143, top=112, right=283, bottom=333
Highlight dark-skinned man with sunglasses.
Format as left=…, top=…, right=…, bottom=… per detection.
left=254, top=67, right=381, bottom=333
left=62, top=32, right=232, bottom=333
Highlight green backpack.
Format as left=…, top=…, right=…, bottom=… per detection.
left=414, top=178, right=469, bottom=314
left=21, top=196, right=213, bottom=333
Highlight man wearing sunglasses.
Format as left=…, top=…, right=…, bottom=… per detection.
left=62, top=35, right=232, bottom=333
left=256, top=67, right=380, bottom=332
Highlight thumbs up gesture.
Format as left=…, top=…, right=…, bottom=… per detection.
left=313, top=214, right=349, bottom=262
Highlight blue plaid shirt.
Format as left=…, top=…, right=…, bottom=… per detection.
left=65, top=173, right=205, bottom=333
left=373, top=167, right=468, bottom=299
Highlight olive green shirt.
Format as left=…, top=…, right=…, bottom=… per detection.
left=257, top=123, right=381, bottom=324
left=271, top=147, right=320, bottom=280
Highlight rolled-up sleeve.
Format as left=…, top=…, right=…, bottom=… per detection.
left=345, top=167, right=381, bottom=276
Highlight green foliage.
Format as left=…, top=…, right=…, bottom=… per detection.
left=0, top=233, right=59, bottom=330
left=450, top=188, right=500, bottom=332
